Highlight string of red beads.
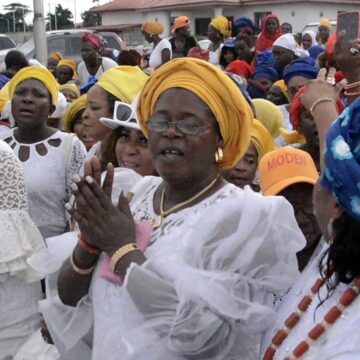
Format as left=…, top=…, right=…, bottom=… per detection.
left=263, top=276, right=360, bottom=360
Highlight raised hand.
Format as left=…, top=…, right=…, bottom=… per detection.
left=300, top=68, right=346, bottom=111
left=67, top=160, right=135, bottom=257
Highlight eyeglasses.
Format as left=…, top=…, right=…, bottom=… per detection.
left=114, top=101, right=132, bottom=121
left=147, top=118, right=213, bottom=136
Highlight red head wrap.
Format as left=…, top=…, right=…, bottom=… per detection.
left=81, top=32, right=105, bottom=50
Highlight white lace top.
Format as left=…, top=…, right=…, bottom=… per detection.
left=0, top=130, right=87, bottom=239
left=262, top=243, right=360, bottom=359
left=0, top=140, right=45, bottom=358
left=37, top=177, right=305, bottom=360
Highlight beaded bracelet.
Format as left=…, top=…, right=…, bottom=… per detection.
left=69, top=252, right=96, bottom=275
left=309, top=97, right=336, bottom=116
left=109, top=243, right=139, bottom=273
left=78, top=234, right=101, bottom=255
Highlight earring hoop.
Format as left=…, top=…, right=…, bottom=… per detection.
left=215, top=148, right=224, bottom=163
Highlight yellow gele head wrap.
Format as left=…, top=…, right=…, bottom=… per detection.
left=48, top=52, right=63, bottom=61
left=210, top=16, right=231, bottom=38
left=141, top=21, right=164, bottom=36
left=0, top=82, right=10, bottom=112
left=137, top=57, right=253, bottom=170
left=319, top=18, right=332, bottom=30
left=252, top=98, right=284, bottom=138
left=57, top=59, right=77, bottom=72
left=8, top=66, right=59, bottom=106
left=59, top=83, right=81, bottom=99
left=251, top=119, right=276, bottom=161
left=278, top=127, right=306, bottom=145
left=96, top=66, right=148, bottom=104
left=63, top=94, right=87, bottom=132
left=272, top=80, right=289, bottom=101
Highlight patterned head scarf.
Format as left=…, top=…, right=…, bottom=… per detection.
left=137, top=58, right=253, bottom=170
left=322, top=97, right=360, bottom=222
left=81, top=32, right=105, bottom=50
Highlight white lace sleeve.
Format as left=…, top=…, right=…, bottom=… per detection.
left=0, top=140, right=45, bottom=283
left=65, top=136, right=87, bottom=197
left=116, top=187, right=306, bottom=359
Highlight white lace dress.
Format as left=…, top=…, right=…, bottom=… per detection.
left=0, top=130, right=87, bottom=239
left=0, top=140, right=45, bottom=359
left=262, top=243, right=360, bottom=360
left=36, top=177, right=305, bottom=360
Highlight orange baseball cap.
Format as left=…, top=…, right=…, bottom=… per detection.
left=259, top=147, right=319, bottom=196
left=172, top=16, right=190, bottom=33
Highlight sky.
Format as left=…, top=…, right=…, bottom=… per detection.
left=2, top=0, right=109, bottom=25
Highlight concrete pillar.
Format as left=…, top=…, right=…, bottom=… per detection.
left=214, top=7, right=223, bottom=18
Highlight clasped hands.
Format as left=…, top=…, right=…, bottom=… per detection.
left=66, top=156, right=136, bottom=257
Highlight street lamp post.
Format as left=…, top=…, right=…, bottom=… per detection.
left=12, top=10, right=15, bottom=33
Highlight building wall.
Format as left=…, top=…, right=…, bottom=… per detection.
left=223, top=3, right=359, bottom=32
left=102, top=10, right=145, bottom=26
left=100, top=2, right=359, bottom=38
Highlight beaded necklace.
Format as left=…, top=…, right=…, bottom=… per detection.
left=263, top=275, right=360, bottom=360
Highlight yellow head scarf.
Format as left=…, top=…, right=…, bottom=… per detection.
left=141, top=21, right=164, bottom=36
left=96, top=66, right=148, bottom=104
left=57, top=59, right=77, bottom=72
left=59, top=83, right=81, bottom=98
left=210, top=16, right=231, bottom=38
left=137, top=58, right=253, bottom=170
left=278, top=127, right=306, bottom=145
left=252, top=98, right=284, bottom=138
left=63, top=94, right=87, bottom=132
left=251, top=119, right=275, bottom=161
left=272, top=80, right=289, bottom=101
left=48, top=52, right=63, bottom=61
left=8, top=66, right=59, bottom=106
left=0, top=82, right=10, bottom=112
left=319, top=18, right=332, bottom=30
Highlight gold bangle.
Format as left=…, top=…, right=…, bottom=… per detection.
left=110, top=243, right=139, bottom=273
left=309, top=97, right=336, bottom=116
left=69, top=252, right=96, bottom=275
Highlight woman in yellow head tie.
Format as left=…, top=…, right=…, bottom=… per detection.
left=81, top=65, right=148, bottom=164
left=56, top=59, right=78, bottom=85
left=224, top=119, right=275, bottom=190
left=54, top=58, right=305, bottom=360
left=0, top=66, right=87, bottom=239
left=141, top=20, right=172, bottom=69
left=207, top=15, right=231, bottom=65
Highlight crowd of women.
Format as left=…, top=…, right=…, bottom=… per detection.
left=0, top=10, right=359, bottom=360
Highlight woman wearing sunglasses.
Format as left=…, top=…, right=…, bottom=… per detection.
left=99, top=100, right=157, bottom=177
left=40, top=58, right=305, bottom=359
left=82, top=66, right=148, bottom=163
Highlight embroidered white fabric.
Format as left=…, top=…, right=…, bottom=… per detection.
left=262, top=242, right=360, bottom=359
left=37, top=177, right=305, bottom=360
left=0, top=130, right=87, bottom=239
left=0, top=140, right=45, bottom=359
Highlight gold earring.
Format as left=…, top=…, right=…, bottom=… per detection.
left=215, top=148, right=223, bottom=163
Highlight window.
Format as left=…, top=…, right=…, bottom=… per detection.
left=47, top=36, right=66, bottom=55
left=0, top=36, right=16, bottom=50
left=195, top=18, right=211, bottom=37
left=254, top=12, right=272, bottom=30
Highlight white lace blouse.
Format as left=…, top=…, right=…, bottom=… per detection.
left=1, top=130, right=87, bottom=239
left=36, top=176, right=305, bottom=360
left=262, top=243, right=360, bottom=359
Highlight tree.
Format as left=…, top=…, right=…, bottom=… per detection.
left=3, top=3, right=31, bottom=32
left=81, top=10, right=101, bottom=28
left=48, top=4, right=74, bottom=30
